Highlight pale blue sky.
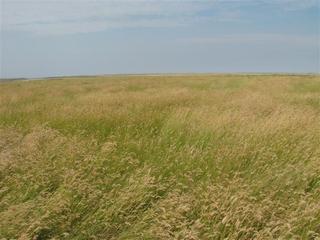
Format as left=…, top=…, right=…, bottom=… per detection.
left=1, top=0, right=319, bottom=78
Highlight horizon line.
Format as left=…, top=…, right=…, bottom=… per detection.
left=1, top=71, right=319, bottom=82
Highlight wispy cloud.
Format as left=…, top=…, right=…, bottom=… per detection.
left=1, top=0, right=318, bottom=35
left=183, top=33, right=319, bottom=46
left=1, top=0, right=217, bottom=35
left=269, top=0, right=319, bottom=11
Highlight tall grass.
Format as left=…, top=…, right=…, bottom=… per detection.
left=0, top=74, right=319, bottom=239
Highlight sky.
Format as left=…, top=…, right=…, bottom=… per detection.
left=0, top=0, right=319, bottom=78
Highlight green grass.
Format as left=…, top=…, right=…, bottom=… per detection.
left=0, top=74, right=319, bottom=239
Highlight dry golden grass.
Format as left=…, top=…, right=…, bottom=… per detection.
left=0, top=74, right=319, bottom=239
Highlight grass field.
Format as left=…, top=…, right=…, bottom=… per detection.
left=0, top=74, right=319, bottom=239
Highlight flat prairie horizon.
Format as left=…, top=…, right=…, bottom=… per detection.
left=0, top=74, right=319, bottom=239
left=1, top=72, right=319, bottom=82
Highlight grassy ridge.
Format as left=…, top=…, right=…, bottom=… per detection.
left=0, top=75, right=319, bottom=239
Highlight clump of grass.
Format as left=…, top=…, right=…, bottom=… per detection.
left=0, top=74, right=319, bottom=239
